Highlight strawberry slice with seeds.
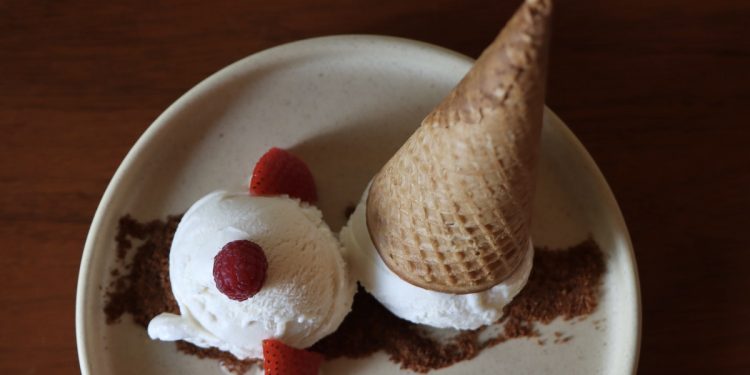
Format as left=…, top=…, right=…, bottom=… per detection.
left=250, top=147, right=318, bottom=203
left=262, top=339, right=323, bottom=375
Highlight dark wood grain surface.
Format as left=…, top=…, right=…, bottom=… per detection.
left=1, top=0, right=749, bottom=373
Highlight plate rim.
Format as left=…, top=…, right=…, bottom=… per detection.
left=75, top=34, right=641, bottom=374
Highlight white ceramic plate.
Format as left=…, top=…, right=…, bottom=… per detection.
left=76, top=35, right=641, bottom=374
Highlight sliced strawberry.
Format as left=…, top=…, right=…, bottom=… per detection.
left=262, top=339, right=323, bottom=375
left=250, top=147, right=318, bottom=203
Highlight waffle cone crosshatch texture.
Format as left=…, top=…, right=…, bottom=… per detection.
left=366, top=0, right=552, bottom=294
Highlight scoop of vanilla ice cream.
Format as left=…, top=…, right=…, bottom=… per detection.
left=147, top=191, right=355, bottom=359
left=341, top=194, right=533, bottom=330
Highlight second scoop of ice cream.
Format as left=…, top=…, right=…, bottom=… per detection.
left=147, top=191, right=355, bottom=359
left=342, top=193, right=533, bottom=330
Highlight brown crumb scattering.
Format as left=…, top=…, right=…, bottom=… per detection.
left=105, top=215, right=606, bottom=374
left=176, top=341, right=260, bottom=374
left=314, top=239, right=606, bottom=372
left=312, top=286, right=484, bottom=372
left=502, top=240, right=605, bottom=326
left=553, top=335, right=574, bottom=344
left=104, top=215, right=181, bottom=326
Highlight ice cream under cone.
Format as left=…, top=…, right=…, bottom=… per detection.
left=366, top=0, right=552, bottom=294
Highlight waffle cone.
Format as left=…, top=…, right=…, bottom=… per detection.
left=366, top=0, right=552, bottom=294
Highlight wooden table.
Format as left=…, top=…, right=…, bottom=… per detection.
left=2, top=0, right=748, bottom=373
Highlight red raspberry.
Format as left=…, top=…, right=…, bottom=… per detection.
left=213, top=240, right=268, bottom=301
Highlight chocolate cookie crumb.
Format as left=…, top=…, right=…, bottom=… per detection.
left=314, top=240, right=605, bottom=372
left=313, top=286, right=484, bottom=372
left=176, top=341, right=260, bottom=374
left=104, top=215, right=181, bottom=326
left=104, top=215, right=606, bottom=374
